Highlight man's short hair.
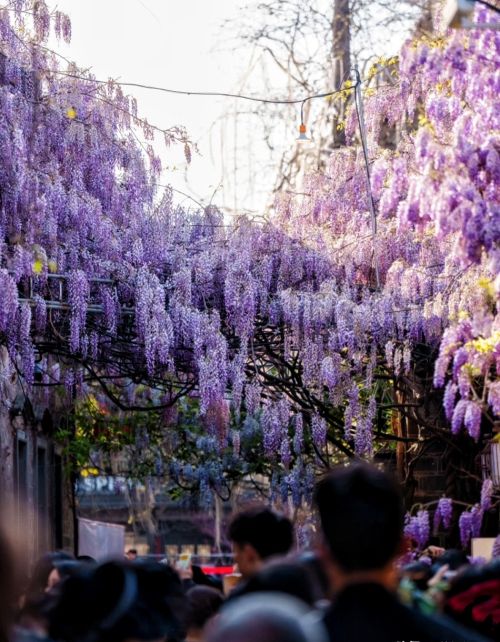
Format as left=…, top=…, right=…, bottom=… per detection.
left=314, top=463, right=404, bottom=572
left=127, top=549, right=137, bottom=555
left=228, top=507, right=293, bottom=560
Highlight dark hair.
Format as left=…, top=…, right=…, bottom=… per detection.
left=183, top=586, right=223, bottom=632
left=126, top=549, right=137, bottom=555
left=25, top=551, right=74, bottom=601
left=54, top=560, right=84, bottom=582
left=295, top=552, right=330, bottom=601
left=314, top=463, right=404, bottom=572
left=444, top=559, right=500, bottom=640
left=432, top=549, right=469, bottom=572
left=19, top=556, right=80, bottom=635
left=77, top=556, right=96, bottom=564
left=48, top=561, right=186, bottom=642
left=229, top=561, right=318, bottom=606
left=191, top=565, right=223, bottom=591
left=228, top=507, right=293, bottom=560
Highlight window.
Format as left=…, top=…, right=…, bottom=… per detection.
left=13, top=434, right=28, bottom=505
left=37, top=447, right=48, bottom=552
left=13, top=434, right=28, bottom=536
left=54, top=454, right=63, bottom=549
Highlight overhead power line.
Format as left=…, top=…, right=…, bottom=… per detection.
left=51, top=70, right=350, bottom=106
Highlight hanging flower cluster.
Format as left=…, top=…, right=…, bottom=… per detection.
left=408, top=477, right=497, bottom=551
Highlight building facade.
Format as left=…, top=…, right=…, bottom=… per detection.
left=0, top=347, right=74, bottom=558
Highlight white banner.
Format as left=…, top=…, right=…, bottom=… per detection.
left=78, top=517, right=125, bottom=561
left=471, top=537, right=496, bottom=562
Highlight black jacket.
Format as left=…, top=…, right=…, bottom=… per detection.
left=323, top=582, right=491, bottom=642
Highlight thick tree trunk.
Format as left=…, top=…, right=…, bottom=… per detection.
left=332, top=0, right=351, bottom=147
left=332, top=0, right=351, bottom=88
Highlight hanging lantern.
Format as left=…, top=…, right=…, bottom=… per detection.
left=297, top=123, right=310, bottom=141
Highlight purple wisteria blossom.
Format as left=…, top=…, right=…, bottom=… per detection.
left=433, top=497, right=453, bottom=533
left=405, top=510, right=430, bottom=550
left=443, top=382, right=457, bottom=421
left=480, top=479, right=493, bottom=511
left=293, top=414, right=304, bottom=455
left=311, top=414, right=327, bottom=449
left=464, top=402, right=482, bottom=441
left=459, top=511, right=473, bottom=548
left=492, top=535, right=500, bottom=558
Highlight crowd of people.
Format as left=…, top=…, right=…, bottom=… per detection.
left=1, top=464, right=499, bottom=642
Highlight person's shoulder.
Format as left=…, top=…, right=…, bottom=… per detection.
left=323, top=587, right=490, bottom=642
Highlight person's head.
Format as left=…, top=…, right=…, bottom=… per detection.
left=228, top=507, right=293, bottom=579
left=314, top=463, right=404, bottom=587
left=205, top=593, right=328, bottom=642
left=228, top=560, right=318, bottom=606
left=294, top=552, right=330, bottom=602
left=77, top=555, right=96, bottom=564
left=48, top=560, right=186, bottom=642
left=182, top=586, right=224, bottom=641
left=191, top=565, right=223, bottom=591
left=46, top=560, right=83, bottom=593
left=432, top=549, right=469, bottom=573
left=26, top=551, right=74, bottom=600
left=20, top=557, right=79, bottom=637
left=126, top=549, right=138, bottom=561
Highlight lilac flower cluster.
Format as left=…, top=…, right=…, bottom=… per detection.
left=311, top=414, right=327, bottom=449
left=433, top=497, right=453, bottom=533
left=68, top=270, right=89, bottom=354
left=480, top=479, right=493, bottom=511
left=459, top=506, right=484, bottom=548
left=404, top=510, right=430, bottom=550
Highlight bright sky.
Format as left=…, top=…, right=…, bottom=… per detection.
left=52, top=0, right=257, bottom=212
left=50, top=1, right=418, bottom=216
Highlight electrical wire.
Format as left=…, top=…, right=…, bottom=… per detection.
left=50, top=70, right=348, bottom=107
left=50, top=67, right=376, bottom=133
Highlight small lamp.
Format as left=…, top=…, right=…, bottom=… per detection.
left=297, top=123, right=310, bottom=142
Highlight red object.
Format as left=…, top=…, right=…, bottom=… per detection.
left=447, top=579, right=500, bottom=625
left=200, top=565, right=234, bottom=575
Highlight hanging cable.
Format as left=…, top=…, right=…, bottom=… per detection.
left=51, top=70, right=348, bottom=106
